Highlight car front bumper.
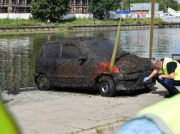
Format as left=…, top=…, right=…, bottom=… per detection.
left=111, top=71, right=156, bottom=91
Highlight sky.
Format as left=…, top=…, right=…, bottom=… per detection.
left=177, top=0, right=180, bottom=3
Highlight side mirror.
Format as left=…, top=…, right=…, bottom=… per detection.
left=78, top=56, right=87, bottom=61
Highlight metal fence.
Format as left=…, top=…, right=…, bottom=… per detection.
left=160, top=16, right=180, bottom=23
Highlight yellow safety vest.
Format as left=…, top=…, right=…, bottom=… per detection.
left=0, top=102, right=20, bottom=134
left=162, top=57, right=180, bottom=80
left=138, top=94, right=180, bottom=134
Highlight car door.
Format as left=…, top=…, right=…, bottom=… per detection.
left=42, top=43, right=60, bottom=81
left=56, top=45, right=91, bottom=87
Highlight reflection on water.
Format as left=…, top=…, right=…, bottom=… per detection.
left=0, top=35, right=48, bottom=91
left=0, top=28, right=180, bottom=91
left=0, top=37, right=31, bottom=91
left=106, top=28, right=180, bottom=59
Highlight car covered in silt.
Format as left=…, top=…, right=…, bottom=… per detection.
left=34, top=37, right=155, bottom=97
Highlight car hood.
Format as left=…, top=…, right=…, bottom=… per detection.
left=114, top=54, right=151, bottom=76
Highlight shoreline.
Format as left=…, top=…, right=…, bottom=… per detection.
left=0, top=23, right=180, bottom=35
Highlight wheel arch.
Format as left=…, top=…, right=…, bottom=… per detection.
left=95, top=73, right=114, bottom=86
left=34, top=72, right=47, bottom=83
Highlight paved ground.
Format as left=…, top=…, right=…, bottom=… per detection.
left=2, top=83, right=175, bottom=134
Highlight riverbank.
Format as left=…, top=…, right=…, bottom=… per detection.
left=0, top=18, right=164, bottom=26
left=0, top=23, right=180, bottom=36
left=0, top=17, right=173, bottom=36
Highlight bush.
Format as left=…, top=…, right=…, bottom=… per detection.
left=67, top=25, right=73, bottom=30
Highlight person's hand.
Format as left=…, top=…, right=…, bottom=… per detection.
left=158, top=75, right=163, bottom=80
left=143, top=77, right=149, bottom=82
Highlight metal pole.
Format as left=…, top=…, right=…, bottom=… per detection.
left=149, top=0, right=155, bottom=59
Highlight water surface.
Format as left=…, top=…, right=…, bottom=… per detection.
left=0, top=28, right=180, bottom=91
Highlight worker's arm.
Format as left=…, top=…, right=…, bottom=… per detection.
left=158, top=72, right=174, bottom=80
left=148, top=69, right=159, bottom=79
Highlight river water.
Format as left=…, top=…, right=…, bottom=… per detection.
left=0, top=28, right=180, bottom=91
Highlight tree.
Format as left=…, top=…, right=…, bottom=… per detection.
left=88, top=0, right=121, bottom=20
left=31, top=0, right=70, bottom=22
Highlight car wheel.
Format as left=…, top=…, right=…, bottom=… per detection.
left=98, top=76, right=116, bottom=97
left=37, top=74, right=51, bottom=90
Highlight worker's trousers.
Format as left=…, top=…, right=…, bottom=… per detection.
left=157, top=76, right=180, bottom=95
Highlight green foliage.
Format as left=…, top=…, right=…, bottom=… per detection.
left=31, top=0, right=70, bottom=22
left=57, top=27, right=67, bottom=32
left=66, top=25, right=73, bottom=30
left=0, top=18, right=44, bottom=26
left=113, top=18, right=164, bottom=25
left=0, top=18, right=167, bottom=28
left=88, top=0, right=121, bottom=20
left=96, top=128, right=103, bottom=134
left=13, top=29, right=19, bottom=32
left=88, top=0, right=180, bottom=19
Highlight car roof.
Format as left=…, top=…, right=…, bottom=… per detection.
left=40, top=37, right=126, bottom=59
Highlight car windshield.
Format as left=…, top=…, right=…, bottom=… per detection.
left=83, top=39, right=128, bottom=58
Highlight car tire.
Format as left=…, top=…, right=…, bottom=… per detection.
left=36, top=74, right=51, bottom=90
left=98, top=76, right=116, bottom=97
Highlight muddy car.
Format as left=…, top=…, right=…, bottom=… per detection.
left=34, top=37, right=155, bottom=97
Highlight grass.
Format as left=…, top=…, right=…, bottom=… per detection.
left=59, top=18, right=165, bottom=25
left=0, top=18, right=44, bottom=26
left=96, top=128, right=104, bottom=134
left=0, top=18, right=166, bottom=27
left=0, top=18, right=167, bottom=35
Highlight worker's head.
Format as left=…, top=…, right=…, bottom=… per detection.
left=151, top=60, right=162, bottom=70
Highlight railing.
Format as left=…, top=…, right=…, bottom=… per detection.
left=172, top=54, right=180, bottom=63
left=0, top=3, right=31, bottom=7
left=0, top=24, right=179, bottom=32
left=72, top=24, right=155, bottom=30
left=69, top=3, right=88, bottom=7
left=0, top=26, right=59, bottom=32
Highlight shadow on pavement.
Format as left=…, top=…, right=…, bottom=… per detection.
left=151, top=90, right=167, bottom=96
left=52, top=87, right=155, bottom=97
left=2, top=85, right=167, bottom=98
left=2, top=99, right=14, bottom=104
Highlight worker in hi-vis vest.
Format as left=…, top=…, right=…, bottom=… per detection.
left=0, top=102, right=20, bottom=134
left=117, top=94, right=180, bottom=134
left=144, top=57, right=180, bottom=98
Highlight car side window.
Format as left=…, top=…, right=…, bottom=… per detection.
left=44, top=43, right=59, bottom=59
left=62, top=45, right=82, bottom=59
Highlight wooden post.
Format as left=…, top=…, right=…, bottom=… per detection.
left=149, top=0, right=155, bottom=59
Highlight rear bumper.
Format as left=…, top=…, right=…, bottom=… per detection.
left=111, top=71, right=156, bottom=91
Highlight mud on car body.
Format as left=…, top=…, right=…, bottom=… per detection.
left=34, top=37, right=155, bottom=97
